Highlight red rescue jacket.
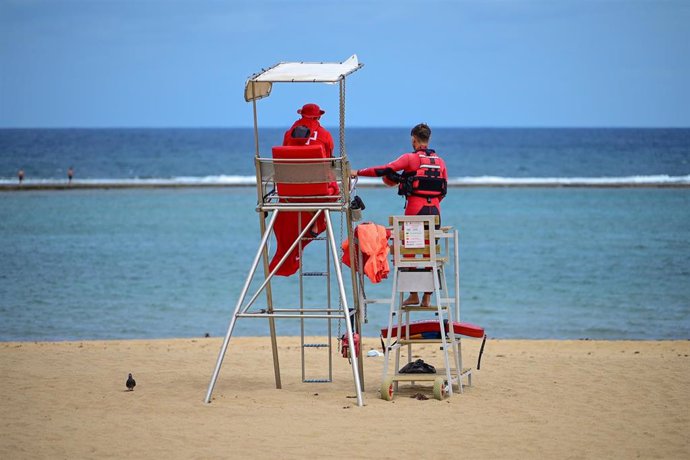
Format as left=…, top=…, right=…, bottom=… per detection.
left=282, top=117, right=335, bottom=157
left=398, top=149, right=447, bottom=199
left=341, top=223, right=391, bottom=283
left=357, top=149, right=448, bottom=215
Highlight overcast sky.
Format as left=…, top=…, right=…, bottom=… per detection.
left=1, top=0, right=689, bottom=128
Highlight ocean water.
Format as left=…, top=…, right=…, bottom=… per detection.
left=0, top=128, right=689, bottom=341
left=2, top=128, right=689, bottom=185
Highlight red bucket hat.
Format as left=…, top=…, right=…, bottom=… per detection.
left=298, top=103, right=325, bottom=118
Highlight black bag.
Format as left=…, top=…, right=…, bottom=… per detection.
left=350, top=195, right=366, bottom=210
left=399, top=359, right=436, bottom=374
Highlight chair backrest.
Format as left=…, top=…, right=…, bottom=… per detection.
left=271, top=145, right=332, bottom=197
left=389, top=215, right=442, bottom=267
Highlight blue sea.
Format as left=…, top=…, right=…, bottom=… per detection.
left=1, top=128, right=689, bottom=341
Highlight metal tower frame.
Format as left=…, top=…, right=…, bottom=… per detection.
left=205, top=56, right=365, bottom=406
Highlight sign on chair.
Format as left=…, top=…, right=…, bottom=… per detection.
left=403, top=221, right=425, bottom=248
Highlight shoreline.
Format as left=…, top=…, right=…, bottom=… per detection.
left=2, top=337, right=688, bottom=458
left=2, top=336, right=688, bottom=344
left=2, top=182, right=690, bottom=191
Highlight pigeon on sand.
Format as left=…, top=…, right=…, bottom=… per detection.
left=126, top=373, right=136, bottom=391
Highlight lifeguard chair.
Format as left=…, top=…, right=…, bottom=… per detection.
left=204, top=56, right=366, bottom=406
left=372, top=215, right=486, bottom=401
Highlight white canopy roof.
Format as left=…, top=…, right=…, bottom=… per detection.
left=244, top=55, right=363, bottom=101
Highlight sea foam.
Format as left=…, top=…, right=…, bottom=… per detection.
left=1, top=174, right=689, bottom=187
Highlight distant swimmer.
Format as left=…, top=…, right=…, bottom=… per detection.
left=18, top=169, right=24, bottom=184
left=67, top=167, right=74, bottom=184
left=126, top=373, right=136, bottom=391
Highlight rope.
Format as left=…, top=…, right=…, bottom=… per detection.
left=349, top=176, right=367, bottom=324
left=337, top=77, right=346, bottom=352
left=339, top=79, right=345, bottom=158
left=337, top=208, right=344, bottom=353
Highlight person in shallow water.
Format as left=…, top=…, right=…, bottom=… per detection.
left=351, top=123, right=448, bottom=307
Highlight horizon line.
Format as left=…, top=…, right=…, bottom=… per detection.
left=2, top=125, right=690, bottom=130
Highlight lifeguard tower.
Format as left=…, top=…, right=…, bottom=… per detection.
left=204, top=56, right=366, bottom=406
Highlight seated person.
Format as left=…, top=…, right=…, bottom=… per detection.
left=269, top=103, right=337, bottom=277
left=283, top=103, right=334, bottom=157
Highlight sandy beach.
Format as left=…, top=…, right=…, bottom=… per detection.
left=1, top=337, right=688, bottom=459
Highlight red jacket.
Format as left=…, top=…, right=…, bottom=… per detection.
left=341, top=223, right=391, bottom=284
left=268, top=119, right=336, bottom=277
left=358, top=149, right=448, bottom=215
left=283, top=117, right=335, bottom=157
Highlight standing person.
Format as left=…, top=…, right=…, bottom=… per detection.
left=351, top=123, right=448, bottom=307
left=17, top=169, right=24, bottom=184
left=283, top=103, right=335, bottom=157
left=67, top=167, right=74, bottom=184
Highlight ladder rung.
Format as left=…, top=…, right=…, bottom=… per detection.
left=398, top=338, right=461, bottom=345
left=389, top=374, right=440, bottom=382
left=301, top=236, right=327, bottom=241
left=303, top=379, right=332, bottom=383
left=302, top=272, right=328, bottom=277
left=390, top=369, right=468, bottom=383
left=436, top=368, right=472, bottom=376
left=401, top=305, right=448, bottom=311
left=303, top=343, right=329, bottom=348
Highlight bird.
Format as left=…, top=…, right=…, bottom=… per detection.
left=126, top=373, right=136, bottom=391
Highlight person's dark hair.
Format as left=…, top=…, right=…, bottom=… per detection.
left=411, top=123, right=431, bottom=142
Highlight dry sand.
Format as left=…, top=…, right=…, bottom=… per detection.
left=1, top=337, right=688, bottom=459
